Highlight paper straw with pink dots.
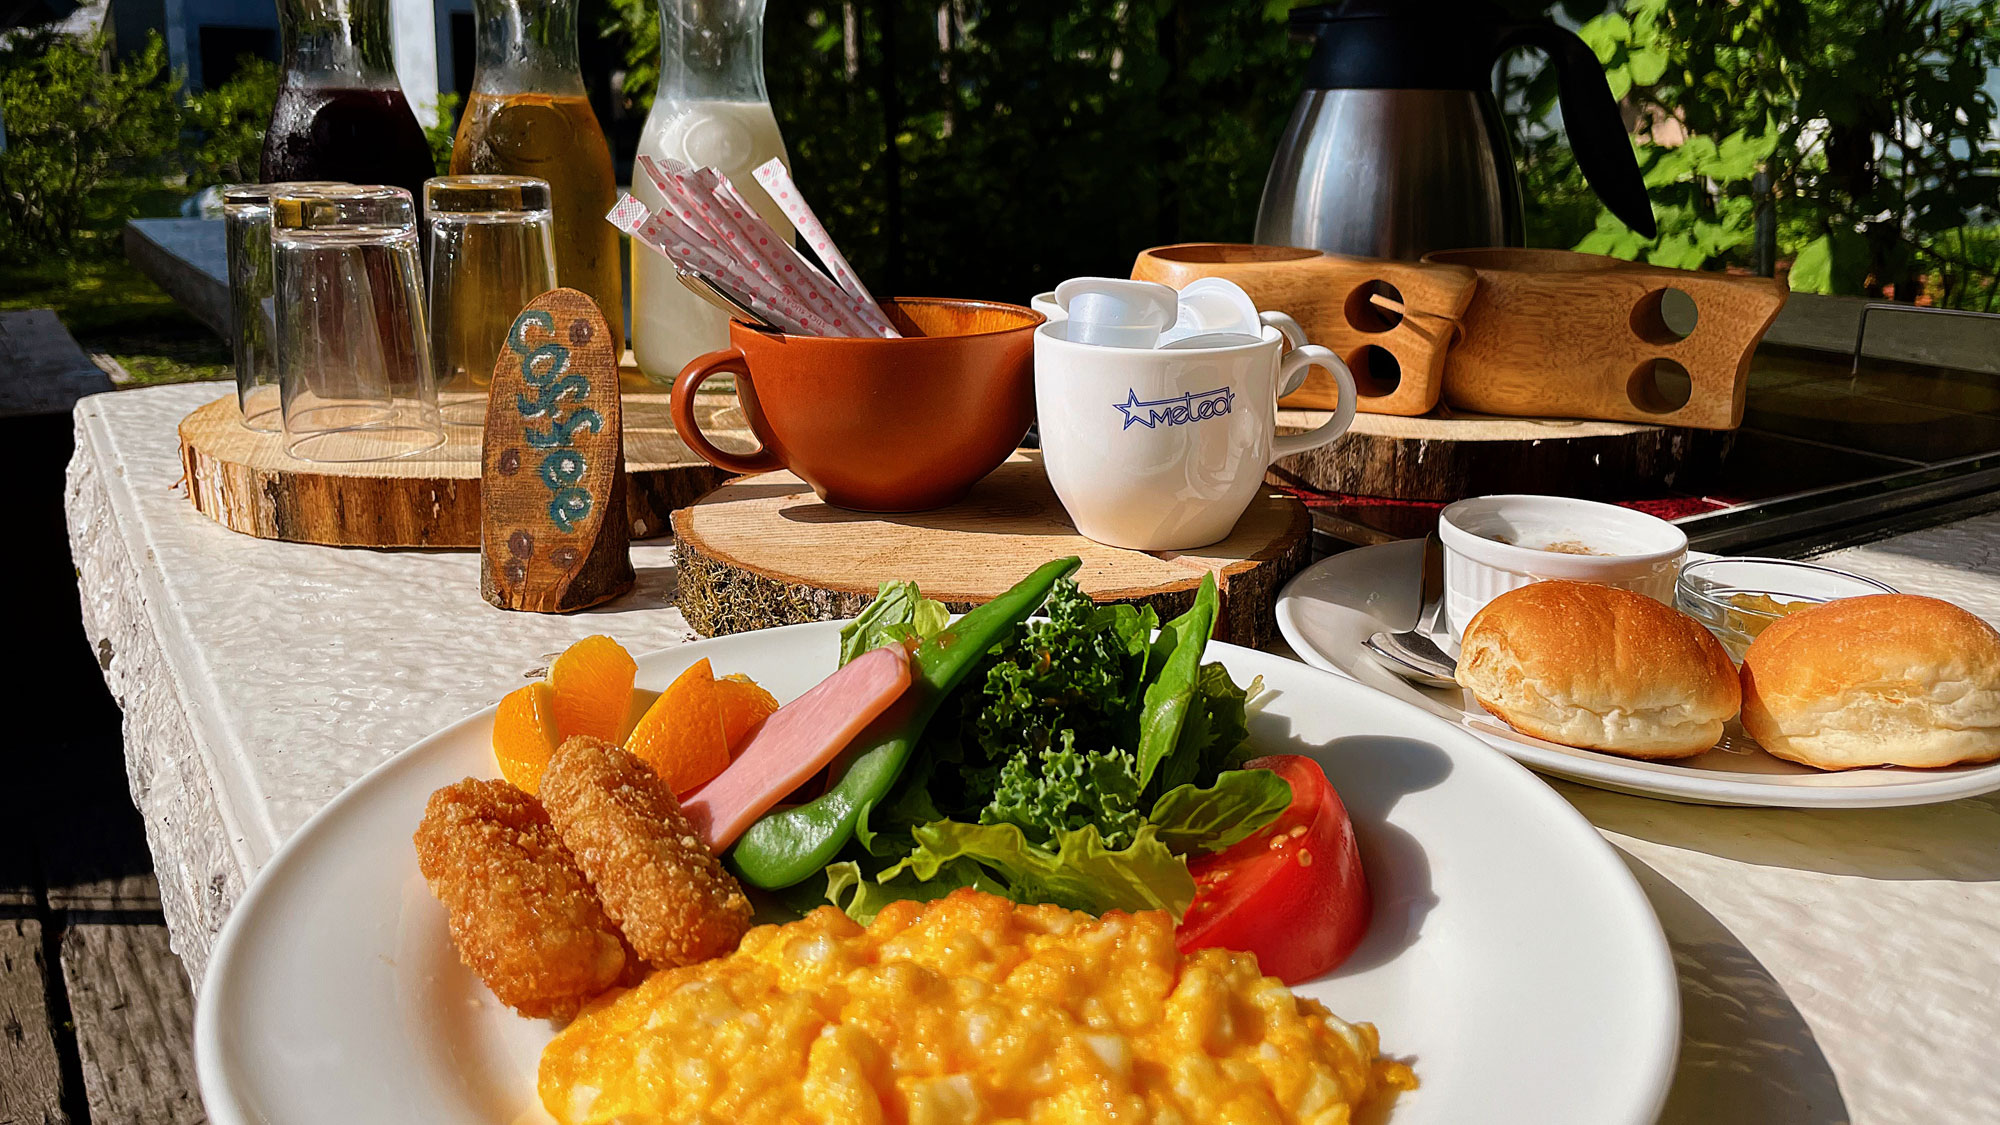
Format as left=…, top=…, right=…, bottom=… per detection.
left=753, top=158, right=898, bottom=337
left=606, top=192, right=826, bottom=336
left=619, top=156, right=893, bottom=338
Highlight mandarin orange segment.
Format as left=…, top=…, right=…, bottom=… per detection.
left=715, top=673, right=780, bottom=752
left=549, top=635, right=636, bottom=742
left=492, top=681, right=563, bottom=795
left=619, top=687, right=662, bottom=743
left=624, top=659, right=729, bottom=795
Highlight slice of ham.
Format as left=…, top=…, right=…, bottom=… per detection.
left=682, top=645, right=912, bottom=851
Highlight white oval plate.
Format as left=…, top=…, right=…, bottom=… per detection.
left=195, top=619, right=1677, bottom=1125
left=1277, top=538, right=2000, bottom=808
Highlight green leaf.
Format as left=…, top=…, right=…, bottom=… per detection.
left=1135, top=573, right=1218, bottom=789
left=825, top=858, right=1003, bottom=925
left=840, top=580, right=949, bottom=665
left=883, top=820, right=1195, bottom=918
left=1626, top=45, right=1670, bottom=87
left=1148, top=769, right=1292, bottom=855
left=981, top=729, right=1146, bottom=849
left=1578, top=13, right=1632, bottom=60
left=1789, top=230, right=1870, bottom=295
left=1149, top=662, right=1259, bottom=800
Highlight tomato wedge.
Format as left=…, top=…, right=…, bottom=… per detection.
left=1176, top=754, right=1369, bottom=985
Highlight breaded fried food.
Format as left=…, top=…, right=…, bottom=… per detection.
left=414, top=778, right=630, bottom=1020
left=539, top=736, right=754, bottom=968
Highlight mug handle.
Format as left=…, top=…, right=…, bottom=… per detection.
left=671, top=348, right=785, bottom=475
left=1261, top=312, right=1312, bottom=397
left=1271, top=343, right=1357, bottom=461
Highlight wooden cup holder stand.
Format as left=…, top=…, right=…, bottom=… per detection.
left=1133, top=243, right=1787, bottom=431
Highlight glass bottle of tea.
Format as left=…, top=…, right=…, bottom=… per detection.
left=450, top=0, right=624, bottom=359
left=260, top=0, right=436, bottom=199
left=630, top=0, right=792, bottom=385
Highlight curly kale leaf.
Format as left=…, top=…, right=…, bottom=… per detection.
left=967, top=580, right=1156, bottom=775
left=980, top=729, right=1146, bottom=849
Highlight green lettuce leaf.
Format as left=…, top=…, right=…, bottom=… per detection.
left=840, top=580, right=950, bottom=666
left=1150, top=663, right=1259, bottom=798
left=1148, top=768, right=1291, bottom=855
left=854, top=752, right=946, bottom=856
left=1135, top=573, right=1219, bottom=791
left=882, top=819, right=1195, bottom=918
left=824, top=857, right=1003, bottom=925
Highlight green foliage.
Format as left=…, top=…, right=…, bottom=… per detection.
left=0, top=31, right=180, bottom=256
left=183, top=57, right=279, bottom=188
left=602, top=0, right=1307, bottom=296
left=426, top=92, right=464, bottom=176
left=1515, top=0, right=2000, bottom=306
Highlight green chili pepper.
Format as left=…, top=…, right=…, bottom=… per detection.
left=727, top=556, right=1083, bottom=890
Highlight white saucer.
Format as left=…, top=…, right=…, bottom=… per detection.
left=1276, top=538, right=2000, bottom=808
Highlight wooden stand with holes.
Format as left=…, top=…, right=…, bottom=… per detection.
left=1272, top=408, right=1735, bottom=502
left=480, top=289, right=633, bottom=613
left=671, top=452, right=1309, bottom=648
left=1133, top=243, right=1478, bottom=417
left=1425, top=248, right=1787, bottom=430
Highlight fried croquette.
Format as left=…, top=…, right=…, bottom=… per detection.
left=414, top=778, right=630, bottom=1020
left=539, top=736, right=754, bottom=968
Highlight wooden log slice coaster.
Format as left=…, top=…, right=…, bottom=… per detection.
left=1273, top=408, right=1736, bottom=503
left=178, top=391, right=755, bottom=547
left=671, top=452, right=1309, bottom=648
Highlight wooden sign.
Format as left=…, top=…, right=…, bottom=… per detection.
left=481, top=289, right=634, bottom=612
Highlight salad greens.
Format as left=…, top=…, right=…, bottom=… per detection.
left=820, top=571, right=1281, bottom=922
left=728, top=558, right=1080, bottom=891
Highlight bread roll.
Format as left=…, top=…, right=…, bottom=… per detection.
left=1456, top=580, right=1740, bottom=758
left=1740, top=594, right=2000, bottom=770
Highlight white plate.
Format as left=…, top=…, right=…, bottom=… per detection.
left=1277, top=538, right=2000, bottom=808
left=196, top=619, right=1677, bottom=1125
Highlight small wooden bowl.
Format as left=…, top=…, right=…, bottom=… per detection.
left=671, top=297, right=1042, bottom=512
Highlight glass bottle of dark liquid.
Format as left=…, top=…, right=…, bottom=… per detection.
left=450, top=0, right=624, bottom=355
left=260, top=0, right=435, bottom=199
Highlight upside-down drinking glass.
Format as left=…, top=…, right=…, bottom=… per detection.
left=223, top=181, right=344, bottom=431
left=273, top=184, right=444, bottom=461
left=423, top=175, right=557, bottom=426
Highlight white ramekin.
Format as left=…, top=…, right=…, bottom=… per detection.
left=1437, top=495, right=1688, bottom=641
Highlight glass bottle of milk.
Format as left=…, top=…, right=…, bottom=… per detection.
left=630, top=0, right=791, bottom=384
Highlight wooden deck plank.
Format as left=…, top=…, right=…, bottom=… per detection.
left=0, top=916, right=70, bottom=1125
left=59, top=923, right=203, bottom=1125
left=44, top=872, right=163, bottom=916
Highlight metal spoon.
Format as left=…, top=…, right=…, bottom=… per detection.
left=1367, top=533, right=1459, bottom=689
left=674, top=266, right=775, bottom=329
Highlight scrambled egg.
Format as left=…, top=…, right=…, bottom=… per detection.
left=539, top=888, right=1413, bottom=1124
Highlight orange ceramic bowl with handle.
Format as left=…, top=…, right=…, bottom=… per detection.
left=671, top=297, right=1042, bottom=512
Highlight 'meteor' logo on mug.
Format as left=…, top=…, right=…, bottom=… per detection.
left=1114, top=387, right=1236, bottom=431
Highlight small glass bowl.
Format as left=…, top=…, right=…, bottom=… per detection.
left=1676, top=557, right=1897, bottom=661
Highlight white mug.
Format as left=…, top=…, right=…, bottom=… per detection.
left=1034, top=321, right=1356, bottom=551
left=1031, top=291, right=1314, bottom=397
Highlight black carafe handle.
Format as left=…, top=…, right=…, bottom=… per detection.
left=1499, top=22, right=1658, bottom=239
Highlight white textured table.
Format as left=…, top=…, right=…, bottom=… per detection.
left=69, top=383, right=2000, bottom=1124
